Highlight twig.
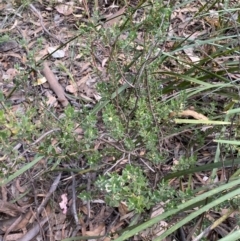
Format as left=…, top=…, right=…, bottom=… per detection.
left=71, top=173, right=78, bottom=225
left=192, top=209, right=235, bottom=241
left=140, top=158, right=155, bottom=173
left=42, top=62, right=69, bottom=107
left=99, top=137, right=140, bottom=157
left=105, top=213, right=120, bottom=239
left=29, top=4, right=64, bottom=44
left=0, top=212, right=32, bottom=235
left=86, top=173, right=91, bottom=221
left=14, top=128, right=60, bottom=161
left=104, top=155, right=126, bottom=174
left=30, top=128, right=61, bottom=146
left=3, top=215, right=22, bottom=241
left=16, top=216, right=49, bottom=241
left=37, top=172, right=62, bottom=214
left=71, top=172, right=81, bottom=237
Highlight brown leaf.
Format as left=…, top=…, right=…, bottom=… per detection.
left=0, top=40, right=18, bottom=52
left=118, top=202, right=128, bottom=216
left=104, top=7, right=126, bottom=28
left=183, top=47, right=200, bottom=63
left=4, top=233, right=23, bottom=241
left=55, top=2, right=74, bottom=16
left=0, top=211, right=32, bottom=233
left=85, top=223, right=105, bottom=236
left=66, top=84, right=77, bottom=94
left=15, top=178, right=27, bottom=193
left=17, top=216, right=49, bottom=241
left=0, top=200, right=25, bottom=217
left=77, top=75, right=89, bottom=88
left=4, top=68, right=19, bottom=81
left=46, top=93, right=58, bottom=107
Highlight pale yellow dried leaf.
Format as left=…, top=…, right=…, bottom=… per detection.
left=35, top=47, right=48, bottom=62
left=151, top=203, right=165, bottom=218
left=79, top=93, right=94, bottom=102
left=93, top=93, right=102, bottom=101
left=180, top=110, right=208, bottom=120
left=3, top=68, right=18, bottom=81
left=36, top=76, right=47, bottom=86
left=66, top=84, right=77, bottom=93
left=85, top=223, right=105, bottom=236
left=136, top=45, right=144, bottom=50
left=73, top=13, right=83, bottom=18
left=102, top=58, right=108, bottom=67
left=170, top=109, right=208, bottom=120
left=118, top=201, right=128, bottom=216
left=183, top=48, right=200, bottom=63
left=0, top=155, right=7, bottom=161
left=46, top=95, right=57, bottom=107
left=55, top=2, right=74, bottom=16
left=77, top=75, right=89, bottom=87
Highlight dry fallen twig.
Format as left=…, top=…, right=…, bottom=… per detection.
left=29, top=4, right=64, bottom=44
left=37, top=172, right=62, bottom=214
left=30, top=128, right=61, bottom=146
left=3, top=215, right=22, bottom=241
left=16, top=216, right=49, bottom=241
left=15, top=174, right=62, bottom=241
left=14, top=128, right=61, bottom=161
left=71, top=172, right=81, bottom=237
left=0, top=211, right=32, bottom=239
left=42, top=62, right=69, bottom=107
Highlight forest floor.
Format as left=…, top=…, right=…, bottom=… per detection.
left=0, top=0, right=240, bottom=241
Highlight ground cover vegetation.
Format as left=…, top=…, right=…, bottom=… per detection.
left=0, top=0, right=240, bottom=240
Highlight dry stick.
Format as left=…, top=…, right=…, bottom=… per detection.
left=186, top=218, right=203, bottom=241
left=71, top=172, right=81, bottom=237
left=0, top=211, right=32, bottom=234
left=42, top=62, right=69, bottom=107
left=71, top=173, right=78, bottom=224
left=14, top=128, right=60, bottom=161
left=192, top=209, right=235, bottom=241
left=30, top=128, right=61, bottom=146
left=104, top=155, right=126, bottom=174
left=2, top=211, right=31, bottom=239
left=16, top=216, right=49, bottom=241
left=86, top=173, right=91, bottom=221
left=99, top=137, right=142, bottom=158
left=17, top=173, right=62, bottom=241
left=3, top=215, right=22, bottom=241
left=139, top=158, right=155, bottom=173
left=29, top=4, right=64, bottom=44
left=37, top=172, right=62, bottom=214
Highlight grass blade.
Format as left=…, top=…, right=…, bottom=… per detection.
left=0, top=156, right=44, bottom=186
left=115, top=178, right=240, bottom=241
left=154, top=188, right=240, bottom=240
